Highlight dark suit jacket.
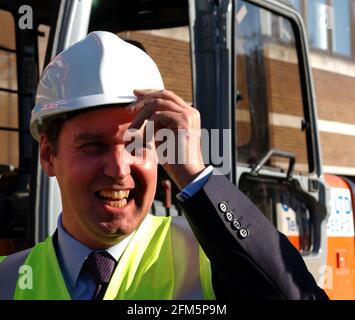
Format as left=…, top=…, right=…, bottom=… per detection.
left=178, top=172, right=329, bottom=300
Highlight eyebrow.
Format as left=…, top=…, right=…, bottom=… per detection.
left=73, top=132, right=150, bottom=147
left=73, top=133, right=104, bottom=144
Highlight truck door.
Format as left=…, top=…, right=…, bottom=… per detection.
left=234, top=0, right=331, bottom=284
left=190, top=0, right=329, bottom=285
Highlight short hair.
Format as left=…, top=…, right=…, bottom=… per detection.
left=39, top=111, right=81, bottom=154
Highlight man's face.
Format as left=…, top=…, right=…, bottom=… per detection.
left=41, top=107, right=157, bottom=248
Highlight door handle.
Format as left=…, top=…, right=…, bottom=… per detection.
left=251, top=148, right=296, bottom=180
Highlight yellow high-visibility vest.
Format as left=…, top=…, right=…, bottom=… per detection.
left=0, top=214, right=215, bottom=300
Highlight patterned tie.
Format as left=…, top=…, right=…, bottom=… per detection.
left=84, top=251, right=117, bottom=300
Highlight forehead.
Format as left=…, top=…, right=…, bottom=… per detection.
left=62, top=106, right=137, bottom=141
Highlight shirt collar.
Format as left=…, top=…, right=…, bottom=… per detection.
left=56, top=214, right=134, bottom=289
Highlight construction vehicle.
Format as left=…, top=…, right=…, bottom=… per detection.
left=0, top=0, right=354, bottom=299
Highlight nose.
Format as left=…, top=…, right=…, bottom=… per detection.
left=103, top=147, right=131, bottom=180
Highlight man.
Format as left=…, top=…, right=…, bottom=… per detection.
left=0, top=31, right=328, bottom=300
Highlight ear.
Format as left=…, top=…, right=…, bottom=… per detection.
left=39, top=134, right=56, bottom=177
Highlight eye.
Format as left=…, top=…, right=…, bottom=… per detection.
left=79, top=141, right=107, bottom=153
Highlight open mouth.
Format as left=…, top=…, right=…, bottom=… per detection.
left=95, top=189, right=133, bottom=208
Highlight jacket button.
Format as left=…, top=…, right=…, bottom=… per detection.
left=232, top=219, right=241, bottom=230
left=225, top=211, right=234, bottom=222
left=218, top=202, right=229, bottom=213
left=238, top=228, right=249, bottom=239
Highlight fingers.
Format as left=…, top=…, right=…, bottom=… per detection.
left=133, top=89, right=187, bottom=108
left=149, top=110, right=183, bottom=131
left=133, top=89, right=157, bottom=97
left=128, top=99, right=181, bottom=130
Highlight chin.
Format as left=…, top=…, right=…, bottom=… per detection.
left=97, top=216, right=143, bottom=237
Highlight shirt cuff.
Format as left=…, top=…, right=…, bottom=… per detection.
left=176, top=166, right=214, bottom=202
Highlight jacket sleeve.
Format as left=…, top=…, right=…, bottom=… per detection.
left=177, top=171, right=329, bottom=300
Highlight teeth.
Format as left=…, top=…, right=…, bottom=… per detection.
left=99, top=190, right=130, bottom=199
left=107, top=198, right=127, bottom=208
left=105, top=198, right=127, bottom=208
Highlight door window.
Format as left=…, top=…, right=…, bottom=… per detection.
left=235, top=0, right=310, bottom=174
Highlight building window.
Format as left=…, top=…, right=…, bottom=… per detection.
left=332, top=0, right=351, bottom=56
left=307, top=0, right=329, bottom=51
left=279, top=0, right=353, bottom=58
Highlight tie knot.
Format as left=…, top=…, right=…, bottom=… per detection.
left=84, top=251, right=117, bottom=284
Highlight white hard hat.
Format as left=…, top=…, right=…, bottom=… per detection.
left=30, top=31, right=164, bottom=141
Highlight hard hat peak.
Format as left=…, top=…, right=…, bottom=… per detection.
left=30, top=31, right=164, bottom=141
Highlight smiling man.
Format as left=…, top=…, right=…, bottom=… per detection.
left=0, top=31, right=328, bottom=300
